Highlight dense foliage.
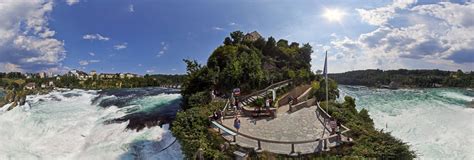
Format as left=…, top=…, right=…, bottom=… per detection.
left=311, top=78, right=339, bottom=101
left=171, top=102, right=232, bottom=159
left=330, top=69, right=474, bottom=88
left=206, top=31, right=313, bottom=93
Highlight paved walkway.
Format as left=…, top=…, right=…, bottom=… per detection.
left=219, top=105, right=345, bottom=154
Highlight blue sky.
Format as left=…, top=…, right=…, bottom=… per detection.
left=0, top=0, right=472, bottom=74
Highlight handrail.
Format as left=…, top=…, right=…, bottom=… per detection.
left=216, top=121, right=322, bottom=144
left=215, top=107, right=346, bottom=145
left=316, top=102, right=350, bottom=132
left=239, top=80, right=291, bottom=101
left=212, top=103, right=351, bottom=154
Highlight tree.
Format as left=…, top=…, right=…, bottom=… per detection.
left=223, top=37, right=232, bottom=45
left=253, top=37, right=266, bottom=50
left=290, top=42, right=299, bottom=48
left=263, top=37, right=276, bottom=57
left=230, top=31, right=244, bottom=44
left=277, top=39, right=289, bottom=48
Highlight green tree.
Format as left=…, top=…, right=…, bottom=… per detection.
left=223, top=37, right=232, bottom=45
left=230, top=31, right=244, bottom=44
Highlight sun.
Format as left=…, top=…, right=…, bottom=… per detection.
left=323, top=8, right=346, bottom=23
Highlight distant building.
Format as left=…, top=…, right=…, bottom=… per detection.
left=68, top=70, right=89, bottom=80
left=39, top=72, right=47, bottom=78
left=100, top=73, right=116, bottom=79
left=25, top=83, right=36, bottom=90
left=120, top=73, right=138, bottom=79
left=24, top=73, right=34, bottom=79
left=41, top=84, right=47, bottom=88
left=48, top=81, right=54, bottom=87
left=243, top=31, right=262, bottom=42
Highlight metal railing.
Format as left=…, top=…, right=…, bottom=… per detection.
left=238, top=80, right=291, bottom=102
left=213, top=103, right=350, bottom=155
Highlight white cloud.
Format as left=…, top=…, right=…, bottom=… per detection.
left=228, top=22, right=237, bottom=26
left=146, top=69, right=155, bottom=73
left=0, top=63, right=23, bottom=72
left=89, top=52, right=95, bottom=56
left=79, top=60, right=88, bottom=66
left=325, top=1, right=474, bottom=71
left=212, top=26, right=224, bottom=31
left=356, top=0, right=416, bottom=26
left=129, top=4, right=134, bottom=12
left=0, top=0, right=66, bottom=72
left=66, top=0, right=80, bottom=6
left=114, top=43, right=127, bottom=50
left=138, top=64, right=143, bottom=67
left=83, top=33, right=110, bottom=41
left=157, top=42, right=168, bottom=57
left=79, top=59, right=100, bottom=66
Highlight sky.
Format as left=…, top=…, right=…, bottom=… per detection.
left=0, top=0, right=472, bottom=74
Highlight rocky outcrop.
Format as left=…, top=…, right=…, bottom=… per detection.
left=3, top=89, right=27, bottom=111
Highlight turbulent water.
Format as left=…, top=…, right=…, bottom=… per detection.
left=0, top=88, right=183, bottom=160
left=339, top=86, right=474, bottom=160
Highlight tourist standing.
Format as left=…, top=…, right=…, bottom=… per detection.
left=234, top=116, right=241, bottom=132
left=329, top=118, right=337, bottom=135
left=217, top=110, right=222, bottom=123
left=288, top=95, right=294, bottom=111
left=336, top=121, right=342, bottom=142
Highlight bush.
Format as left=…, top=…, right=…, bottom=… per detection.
left=171, top=102, right=230, bottom=159
left=187, top=91, right=211, bottom=108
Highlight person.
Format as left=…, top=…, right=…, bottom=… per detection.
left=212, top=111, right=218, bottom=121
left=210, top=89, right=216, bottom=100
left=233, top=116, right=241, bottom=132
left=288, top=95, right=294, bottom=111
left=216, top=110, right=222, bottom=123
left=265, top=98, right=271, bottom=114
left=329, top=118, right=337, bottom=135
left=336, top=121, right=342, bottom=142
left=235, top=99, right=240, bottom=110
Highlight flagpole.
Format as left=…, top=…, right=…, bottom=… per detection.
left=325, top=51, right=329, bottom=113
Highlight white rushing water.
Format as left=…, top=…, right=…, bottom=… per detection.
left=0, top=89, right=183, bottom=160
left=339, top=86, right=474, bottom=160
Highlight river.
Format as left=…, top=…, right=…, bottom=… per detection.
left=0, top=87, right=183, bottom=160
left=339, top=85, right=474, bottom=159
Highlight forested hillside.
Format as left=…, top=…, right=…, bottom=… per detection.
left=330, top=69, right=474, bottom=88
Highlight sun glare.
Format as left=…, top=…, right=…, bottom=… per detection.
left=323, top=8, right=346, bottom=23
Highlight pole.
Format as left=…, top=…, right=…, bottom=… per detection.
left=326, top=75, right=328, bottom=112
left=325, top=51, right=329, bottom=113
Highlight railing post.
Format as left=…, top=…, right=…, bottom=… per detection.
left=231, top=135, right=237, bottom=145
left=256, top=140, right=262, bottom=152
left=323, top=139, right=329, bottom=151
left=289, top=143, right=297, bottom=156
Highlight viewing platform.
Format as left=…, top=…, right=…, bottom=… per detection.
left=210, top=80, right=351, bottom=156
